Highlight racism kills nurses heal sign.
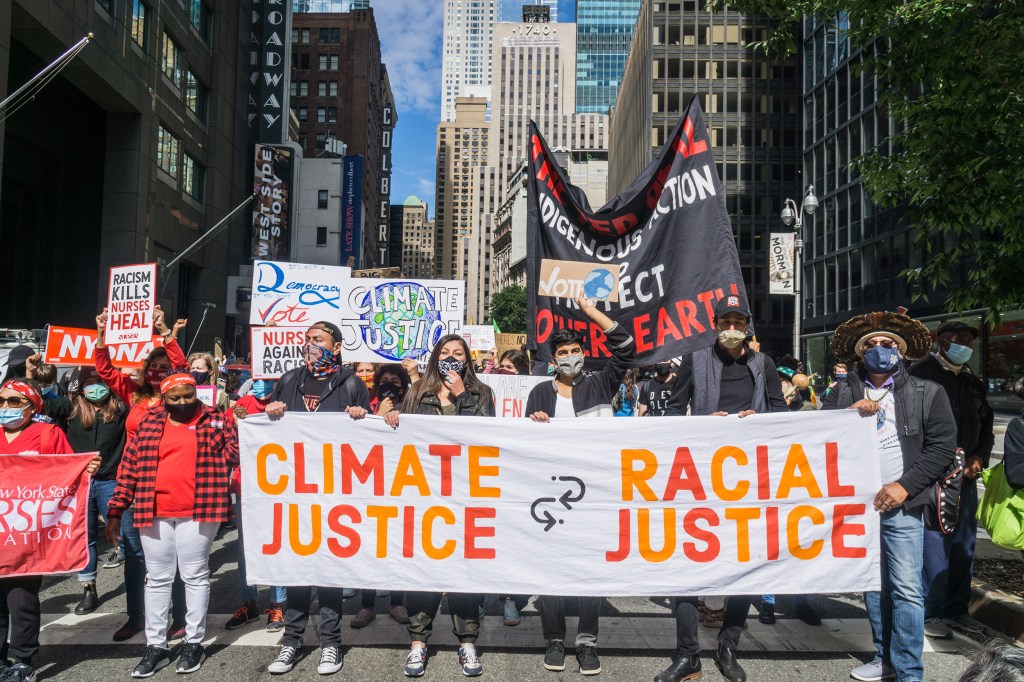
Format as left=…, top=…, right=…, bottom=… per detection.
left=527, top=96, right=745, bottom=366
left=106, top=264, right=156, bottom=346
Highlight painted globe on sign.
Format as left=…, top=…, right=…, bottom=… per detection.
left=359, top=282, right=443, bottom=361
left=583, top=268, right=615, bottom=300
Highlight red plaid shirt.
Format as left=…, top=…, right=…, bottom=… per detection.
left=108, top=404, right=238, bottom=527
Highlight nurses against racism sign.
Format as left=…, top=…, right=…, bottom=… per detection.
left=0, top=454, right=95, bottom=577
left=527, top=97, right=744, bottom=365
left=106, top=264, right=156, bottom=345
left=239, top=411, right=881, bottom=596
left=251, top=326, right=307, bottom=379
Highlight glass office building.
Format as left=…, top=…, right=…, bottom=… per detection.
left=575, top=0, right=642, bottom=113
left=498, top=0, right=558, bottom=22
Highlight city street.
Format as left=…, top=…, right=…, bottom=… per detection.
left=30, top=526, right=983, bottom=682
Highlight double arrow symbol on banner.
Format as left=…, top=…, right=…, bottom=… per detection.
left=530, top=476, right=587, bottom=532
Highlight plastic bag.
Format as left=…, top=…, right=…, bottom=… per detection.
left=977, top=463, right=1024, bottom=551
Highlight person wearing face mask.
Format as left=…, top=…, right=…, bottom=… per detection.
left=1, top=345, right=35, bottom=384
left=658, top=294, right=788, bottom=682
left=525, top=295, right=634, bottom=678
left=0, top=380, right=99, bottom=682
left=188, top=352, right=231, bottom=411
left=384, top=335, right=494, bottom=678
left=497, top=349, right=530, bottom=375
left=824, top=362, right=848, bottom=398
left=354, top=361, right=378, bottom=404
left=823, top=312, right=956, bottom=682
left=106, top=373, right=239, bottom=678
left=909, top=321, right=993, bottom=641
left=638, top=360, right=676, bottom=417
left=263, top=321, right=370, bottom=677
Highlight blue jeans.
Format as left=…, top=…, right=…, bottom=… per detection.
left=922, top=478, right=978, bottom=620
left=235, top=499, right=286, bottom=604
left=760, top=594, right=807, bottom=607
left=79, top=478, right=145, bottom=619
left=866, top=505, right=925, bottom=682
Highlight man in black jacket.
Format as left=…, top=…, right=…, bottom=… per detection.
left=526, top=295, right=635, bottom=677
left=654, top=294, right=787, bottom=682
left=823, top=312, right=956, bottom=682
left=264, top=321, right=370, bottom=677
left=910, top=320, right=993, bottom=640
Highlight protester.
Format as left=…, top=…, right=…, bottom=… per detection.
left=658, top=294, right=788, bottom=682
left=910, top=321, right=994, bottom=640
left=612, top=368, right=641, bottom=417
left=188, top=352, right=230, bottom=410
left=525, top=295, right=635, bottom=677
left=30, top=363, right=60, bottom=424
left=385, top=334, right=495, bottom=678
left=1, top=345, right=34, bottom=383
left=778, top=366, right=816, bottom=412
left=354, top=361, right=377, bottom=402
left=497, top=349, right=530, bottom=375
left=823, top=311, right=956, bottom=682
left=263, top=321, right=370, bottom=676
left=638, top=360, right=675, bottom=416
left=106, top=373, right=238, bottom=677
left=0, top=380, right=99, bottom=682
left=824, top=362, right=848, bottom=398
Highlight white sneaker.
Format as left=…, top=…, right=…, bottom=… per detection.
left=924, top=617, right=953, bottom=639
left=850, top=659, right=896, bottom=681
left=317, top=646, right=343, bottom=675
left=268, top=645, right=299, bottom=674
left=404, top=646, right=428, bottom=678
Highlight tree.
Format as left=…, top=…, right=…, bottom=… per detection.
left=489, top=284, right=527, bottom=333
left=724, top=0, right=1024, bottom=320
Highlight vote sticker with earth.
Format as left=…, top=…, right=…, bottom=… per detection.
left=105, top=263, right=156, bottom=345
left=538, top=259, right=620, bottom=302
left=336, top=279, right=465, bottom=363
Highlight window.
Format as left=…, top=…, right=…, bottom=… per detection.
left=318, top=28, right=339, bottom=44
left=188, top=0, right=209, bottom=41
left=290, top=80, right=308, bottom=97
left=185, top=71, right=207, bottom=120
left=162, top=32, right=182, bottom=88
left=327, top=107, right=336, bottom=123
left=318, top=81, right=336, bottom=96
left=297, top=106, right=308, bottom=122
left=315, top=132, right=326, bottom=146
left=291, top=28, right=310, bottom=44
left=318, top=190, right=329, bottom=209
left=156, top=125, right=179, bottom=178
left=97, top=0, right=112, bottom=13
left=293, top=53, right=309, bottom=70
left=316, top=227, right=328, bottom=247
left=318, top=54, right=339, bottom=70
left=131, top=0, right=147, bottom=48
left=182, top=154, right=204, bottom=201
left=317, top=107, right=326, bottom=123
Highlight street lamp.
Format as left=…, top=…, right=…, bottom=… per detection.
left=781, top=185, right=818, bottom=359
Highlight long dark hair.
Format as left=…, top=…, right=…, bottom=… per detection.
left=71, top=383, right=125, bottom=430
left=499, top=349, right=530, bottom=375
left=402, top=335, right=488, bottom=412
left=375, top=363, right=411, bottom=404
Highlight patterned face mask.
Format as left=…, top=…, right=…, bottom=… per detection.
left=305, top=343, right=340, bottom=378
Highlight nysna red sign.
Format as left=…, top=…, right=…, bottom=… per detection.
left=0, top=453, right=94, bottom=577
left=44, top=326, right=164, bottom=370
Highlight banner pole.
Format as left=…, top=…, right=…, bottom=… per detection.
left=0, top=34, right=92, bottom=113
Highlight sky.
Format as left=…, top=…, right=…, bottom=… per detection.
left=380, top=0, right=577, bottom=218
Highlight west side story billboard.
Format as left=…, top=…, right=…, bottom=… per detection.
left=341, top=155, right=364, bottom=268
left=251, top=145, right=294, bottom=260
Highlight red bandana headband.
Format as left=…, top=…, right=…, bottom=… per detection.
left=159, top=373, right=197, bottom=395
left=1, top=380, right=43, bottom=412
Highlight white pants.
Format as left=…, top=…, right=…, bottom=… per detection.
left=139, top=518, right=218, bottom=647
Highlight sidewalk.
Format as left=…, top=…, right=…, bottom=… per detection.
left=971, top=535, right=1024, bottom=642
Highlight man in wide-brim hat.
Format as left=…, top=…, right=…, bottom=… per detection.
left=823, top=311, right=956, bottom=682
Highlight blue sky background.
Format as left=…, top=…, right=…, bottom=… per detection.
left=381, top=0, right=577, bottom=218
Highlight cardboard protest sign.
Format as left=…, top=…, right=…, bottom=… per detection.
left=336, top=279, right=465, bottom=363
left=251, top=327, right=307, bottom=379
left=495, top=333, right=528, bottom=359
left=250, top=261, right=351, bottom=326
left=106, top=264, right=156, bottom=345
left=479, top=374, right=547, bottom=418
left=239, top=410, right=881, bottom=595
left=195, top=386, right=217, bottom=408
left=462, top=324, right=497, bottom=352
left=538, top=260, right=620, bottom=302
left=0, top=453, right=94, bottom=577
left=44, top=326, right=163, bottom=369
left=527, top=96, right=745, bottom=365
left=353, top=267, right=402, bottom=278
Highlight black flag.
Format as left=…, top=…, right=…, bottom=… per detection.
left=526, top=95, right=747, bottom=366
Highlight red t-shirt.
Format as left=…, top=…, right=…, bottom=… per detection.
left=235, top=394, right=269, bottom=415
left=153, top=412, right=202, bottom=518
left=126, top=399, right=161, bottom=447
left=0, top=422, right=73, bottom=454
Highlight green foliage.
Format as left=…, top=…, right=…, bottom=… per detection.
left=489, top=284, right=527, bottom=334
left=720, top=0, right=1024, bottom=322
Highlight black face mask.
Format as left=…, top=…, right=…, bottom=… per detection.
left=165, top=401, right=201, bottom=421
left=377, top=381, right=402, bottom=401
left=191, top=371, right=211, bottom=385
left=655, top=363, right=672, bottom=376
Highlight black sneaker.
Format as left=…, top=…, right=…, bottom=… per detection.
left=758, top=601, right=776, bottom=625
left=225, top=604, right=259, bottom=630
left=543, top=640, right=566, bottom=672
left=176, top=642, right=205, bottom=674
left=132, top=646, right=171, bottom=678
left=795, top=602, right=822, bottom=626
left=576, top=645, right=601, bottom=676
left=1, top=662, right=37, bottom=682
left=268, top=645, right=300, bottom=674
left=103, top=547, right=126, bottom=569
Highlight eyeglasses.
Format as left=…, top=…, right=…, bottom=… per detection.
left=863, top=339, right=897, bottom=349
left=0, top=396, right=30, bottom=408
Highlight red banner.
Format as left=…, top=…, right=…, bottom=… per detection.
left=0, top=453, right=94, bottom=577
left=44, top=326, right=163, bottom=369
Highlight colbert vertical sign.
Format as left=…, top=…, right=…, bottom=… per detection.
left=252, top=144, right=293, bottom=260
left=341, top=155, right=364, bottom=268
left=250, top=0, right=292, bottom=143
left=378, top=105, right=395, bottom=266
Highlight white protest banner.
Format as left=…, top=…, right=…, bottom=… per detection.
left=106, top=264, right=156, bottom=345
left=479, top=374, right=547, bottom=418
left=250, top=261, right=351, bottom=326
left=461, top=324, right=497, bottom=352
left=336, top=279, right=465, bottom=363
left=240, top=410, right=882, bottom=596
left=769, top=233, right=796, bottom=295
left=251, top=327, right=307, bottom=379
left=195, top=386, right=217, bottom=408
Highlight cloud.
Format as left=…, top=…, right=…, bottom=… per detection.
left=373, top=1, right=444, bottom=117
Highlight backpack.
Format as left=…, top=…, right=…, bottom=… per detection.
left=917, top=381, right=964, bottom=535
left=612, top=384, right=638, bottom=417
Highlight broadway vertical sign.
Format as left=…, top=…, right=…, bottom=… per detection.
left=527, top=96, right=745, bottom=365
left=249, top=0, right=291, bottom=142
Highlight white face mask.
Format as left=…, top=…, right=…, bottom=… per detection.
left=717, top=329, right=746, bottom=349
left=555, top=355, right=585, bottom=378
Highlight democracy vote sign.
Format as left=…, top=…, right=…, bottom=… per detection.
left=0, top=453, right=95, bottom=577
left=336, top=279, right=465, bottom=363
left=251, top=326, right=307, bottom=379
left=527, top=96, right=745, bottom=366
left=239, top=410, right=882, bottom=595
left=250, top=261, right=352, bottom=326
left=45, top=326, right=164, bottom=369
left=106, top=264, right=156, bottom=346
left=479, top=374, right=547, bottom=418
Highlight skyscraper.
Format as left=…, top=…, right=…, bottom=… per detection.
left=440, top=0, right=498, bottom=123
left=575, top=0, right=642, bottom=113
left=497, top=0, right=558, bottom=22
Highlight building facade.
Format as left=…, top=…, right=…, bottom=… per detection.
left=440, top=0, right=498, bottom=123
left=397, top=196, right=434, bottom=279
left=610, top=0, right=803, bottom=354
left=0, top=0, right=254, bottom=353
left=575, top=0, right=642, bottom=113
left=498, top=0, right=558, bottom=22
left=290, top=6, right=396, bottom=267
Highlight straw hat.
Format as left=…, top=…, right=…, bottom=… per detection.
left=830, top=311, right=932, bottom=364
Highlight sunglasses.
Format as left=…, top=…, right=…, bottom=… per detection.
left=0, top=396, right=30, bottom=408
left=863, top=339, right=897, bottom=349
